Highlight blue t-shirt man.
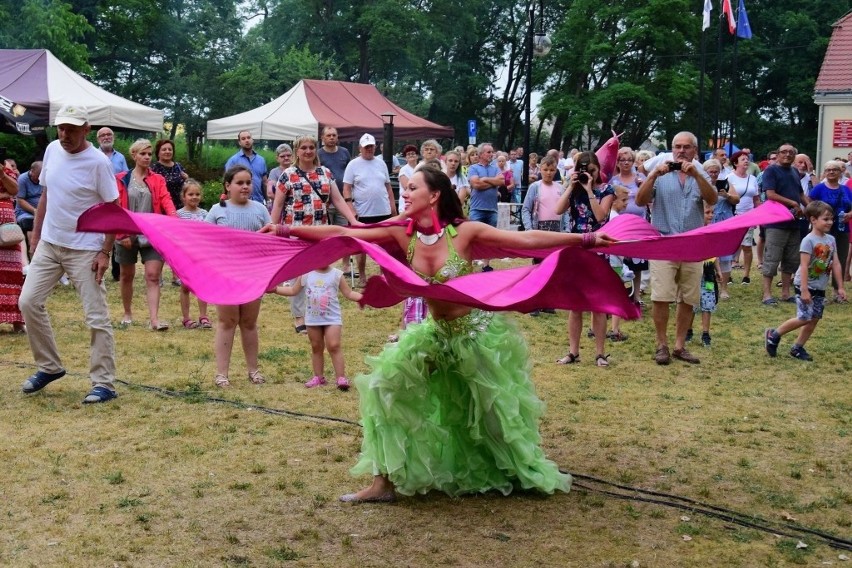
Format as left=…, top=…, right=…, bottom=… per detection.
left=225, top=131, right=268, bottom=204
left=15, top=167, right=43, bottom=223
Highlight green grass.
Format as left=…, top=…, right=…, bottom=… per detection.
left=1, top=260, right=850, bottom=566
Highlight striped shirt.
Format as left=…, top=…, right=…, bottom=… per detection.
left=205, top=201, right=271, bottom=231
left=649, top=171, right=710, bottom=235
left=177, top=207, right=207, bottom=222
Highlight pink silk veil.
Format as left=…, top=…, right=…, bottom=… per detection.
left=78, top=201, right=791, bottom=319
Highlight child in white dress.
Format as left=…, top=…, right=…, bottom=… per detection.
left=275, top=265, right=362, bottom=389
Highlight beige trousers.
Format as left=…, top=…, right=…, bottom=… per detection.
left=19, top=242, right=116, bottom=388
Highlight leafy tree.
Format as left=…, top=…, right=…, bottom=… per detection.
left=0, top=0, right=92, bottom=73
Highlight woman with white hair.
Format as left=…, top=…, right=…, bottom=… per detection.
left=420, top=139, right=445, bottom=174
left=809, top=160, right=852, bottom=296
left=703, top=158, right=740, bottom=300
left=114, top=139, right=177, bottom=330
left=266, top=143, right=293, bottom=208
left=726, top=150, right=760, bottom=285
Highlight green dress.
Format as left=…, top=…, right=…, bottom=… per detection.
left=350, top=226, right=571, bottom=497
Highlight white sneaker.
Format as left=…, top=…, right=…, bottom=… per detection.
left=59, top=274, right=70, bottom=286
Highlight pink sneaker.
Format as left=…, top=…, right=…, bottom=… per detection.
left=336, top=376, right=351, bottom=391
left=305, top=376, right=327, bottom=388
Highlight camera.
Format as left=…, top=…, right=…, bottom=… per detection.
left=575, top=162, right=589, bottom=184
left=667, top=161, right=682, bottom=171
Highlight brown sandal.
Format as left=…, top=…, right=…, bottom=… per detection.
left=248, top=370, right=265, bottom=384
left=556, top=353, right=580, bottom=364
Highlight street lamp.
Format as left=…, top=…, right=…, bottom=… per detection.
left=380, top=112, right=396, bottom=175
left=522, top=0, right=551, bottom=210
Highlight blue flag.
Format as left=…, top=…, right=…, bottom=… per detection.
left=737, top=0, right=753, bottom=39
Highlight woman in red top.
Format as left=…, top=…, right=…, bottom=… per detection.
left=115, top=139, right=177, bottom=330
left=0, top=164, right=25, bottom=332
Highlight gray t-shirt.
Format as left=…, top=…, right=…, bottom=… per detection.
left=794, top=232, right=836, bottom=291
left=205, top=200, right=271, bottom=231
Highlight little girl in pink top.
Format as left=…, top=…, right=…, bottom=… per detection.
left=521, top=156, right=568, bottom=316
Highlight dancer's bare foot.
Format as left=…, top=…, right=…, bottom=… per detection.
left=339, top=476, right=396, bottom=503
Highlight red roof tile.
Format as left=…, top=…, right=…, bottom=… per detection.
left=815, top=11, right=852, bottom=94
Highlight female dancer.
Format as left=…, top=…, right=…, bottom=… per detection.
left=261, top=165, right=616, bottom=502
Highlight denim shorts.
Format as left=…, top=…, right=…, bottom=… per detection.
left=469, top=209, right=498, bottom=227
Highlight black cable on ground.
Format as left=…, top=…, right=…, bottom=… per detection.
left=3, top=358, right=849, bottom=550
left=568, top=476, right=852, bottom=551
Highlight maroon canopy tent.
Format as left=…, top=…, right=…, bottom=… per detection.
left=206, top=79, right=454, bottom=141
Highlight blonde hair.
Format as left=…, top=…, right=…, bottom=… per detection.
left=181, top=178, right=202, bottom=198
left=292, top=134, right=319, bottom=168
left=129, top=138, right=153, bottom=156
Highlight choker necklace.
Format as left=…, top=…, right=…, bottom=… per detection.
left=416, top=227, right=444, bottom=245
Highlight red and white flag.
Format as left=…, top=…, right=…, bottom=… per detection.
left=722, top=0, right=737, bottom=34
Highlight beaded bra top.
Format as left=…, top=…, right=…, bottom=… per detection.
left=406, top=225, right=473, bottom=284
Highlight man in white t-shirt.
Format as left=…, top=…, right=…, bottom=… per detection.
left=342, top=133, right=397, bottom=287
left=18, top=105, right=121, bottom=404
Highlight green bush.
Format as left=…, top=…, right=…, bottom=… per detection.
left=201, top=180, right=223, bottom=211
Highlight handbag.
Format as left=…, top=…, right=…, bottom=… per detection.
left=0, top=222, right=25, bottom=247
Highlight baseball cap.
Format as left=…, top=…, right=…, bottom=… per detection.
left=54, top=104, right=89, bottom=126
left=359, top=133, right=376, bottom=147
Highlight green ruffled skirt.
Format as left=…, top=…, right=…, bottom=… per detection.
left=351, top=310, right=571, bottom=497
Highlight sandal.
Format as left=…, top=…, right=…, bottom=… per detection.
left=556, top=353, right=580, bottom=364
left=150, top=321, right=170, bottom=331
left=606, top=330, right=629, bottom=342
left=387, top=334, right=399, bottom=343
left=198, top=316, right=212, bottom=329
left=595, top=354, right=610, bottom=367
left=82, top=385, right=118, bottom=404
left=182, top=318, right=199, bottom=329
left=214, top=374, right=231, bottom=388
left=247, top=369, right=265, bottom=385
